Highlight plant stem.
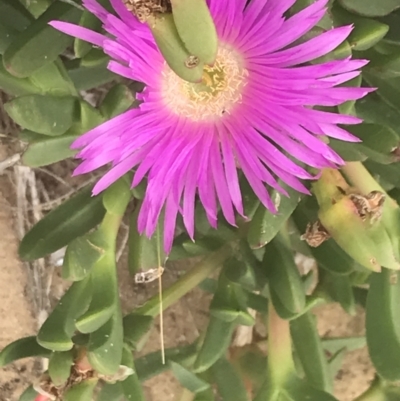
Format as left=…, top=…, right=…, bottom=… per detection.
left=267, top=300, right=294, bottom=384
left=342, top=162, right=386, bottom=194
left=134, top=245, right=232, bottom=317
left=100, top=212, right=124, bottom=248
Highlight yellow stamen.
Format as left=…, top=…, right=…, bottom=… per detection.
left=161, top=46, right=248, bottom=121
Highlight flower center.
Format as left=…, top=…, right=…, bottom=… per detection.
left=161, top=46, right=248, bottom=121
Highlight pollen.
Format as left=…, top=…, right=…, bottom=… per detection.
left=161, top=46, right=248, bottom=121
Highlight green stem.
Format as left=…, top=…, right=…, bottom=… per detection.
left=134, top=245, right=232, bottom=317
left=100, top=212, right=124, bottom=248
left=341, top=162, right=386, bottom=194
left=268, top=300, right=294, bottom=384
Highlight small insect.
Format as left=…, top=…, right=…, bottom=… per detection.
left=135, top=266, right=165, bottom=283
left=123, top=0, right=171, bottom=22
left=301, top=220, right=331, bottom=247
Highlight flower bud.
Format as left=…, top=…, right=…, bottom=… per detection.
left=147, top=13, right=205, bottom=83
left=318, top=195, right=399, bottom=272
left=309, top=168, right=400, bottom=272
left=170, top=0, right=218, bottom=65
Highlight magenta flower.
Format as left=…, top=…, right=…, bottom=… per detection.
left=50, top=0, right=372, bottom=252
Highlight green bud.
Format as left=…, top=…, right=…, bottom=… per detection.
left=147, top=13, right=204, bottom=83
left=318, top=196, right=400, bottom=271
left=170, top=0, right=218, bottom=65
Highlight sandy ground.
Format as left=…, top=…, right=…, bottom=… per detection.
left=0, top=145, right=37, bottom=401
left=0, top=91, right=375, bottom=401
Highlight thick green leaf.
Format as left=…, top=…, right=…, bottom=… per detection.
left=121, top=348, right=145, bottom=401
left=193, top=389, right=216, bottom=401
left=22, top=133, right=77, bottom=167
left=48, top=351, right=73, bottom=386
left=339, top=0, right=400, bottom=16
left=128, top=203, right=166, bottom=275
left=179, top=236, right=223, bottom=258
left=378, top=11, right=400, bottom=46
left=329, top=139, right=367, bottom=162
left=332, top=4, right=389, bottom=50
left=97, top=383, right=124, bottom=401
left=74, top=9, right=102, bottom=58
left=81, top=48, right=109, bottom=67
left=211, top=358, right=248, bottom=401
left=171, top=362, right=210, bottom=393
left=349, top=124, right=400, bottom=164
left=136, top=342, right=198, bottom=382
left=263, top=236, right=306, bottom=315
left=0, top=336, right=50, bottom=367
left=19, top=0, right=52, bottom=18
left=28, top=59, right=78, bottom=96
left=320, top=271, right=356, bottom=315
left=224, top=257, right=258, bottom=292
left=246, top=291, right=268, bottom=313
left=19, top=185, right=105, bottom=261
left=62, top=231, right=105, bottom=281
left=123, top=314, right=154, bottom=349
left=75, top=253, right=117, bottom=333
left=63, top=378, right=98, bottom=401
left=193, top=317, right=235, bottom=373
left=363, top=73, right=400, bottom=111
left=0, top=55, right=42, bottom=95
left=291, top=313, right=332, bottom=392
left=37, top=277, right=92, bottom=351
left=79, top=99, right=105, bottom=131
left=5, top=94, right=77, bottom=136
left=365, top=160, right=400, bottom=188
left=100, top=84, right=135, bottom=119
left=322, top=336, right=366, bottom=355
left=254, top=373, right=339, bottom=401
left=0, top=0, right=34, bottom=54
left=248, top=187, right=301, bottom=249
left=103, top=177, right=132, bottom=216
left=67, top=59, right=116, bottom=91
left=3, top=2, right=82, bottom=77
left=366, top=269, right=400, bottom=380
left=0, top=0, right=33, bottom=32
left=87, top=308, right=124, bottom=375
left=347, top=123, right=399, bottom=153
left=0, top=23, right=18, bottom=55
left=366, top=51, right=400, bottom=79
left=19, top=129, right=52, bottom=142
left=269, top=291, right=323, bottom=321
left=356, top=93, right=400, bottom=135
left=240, top=175, right=260, bottom=220
left=210, top=271, right=255, bottom=326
